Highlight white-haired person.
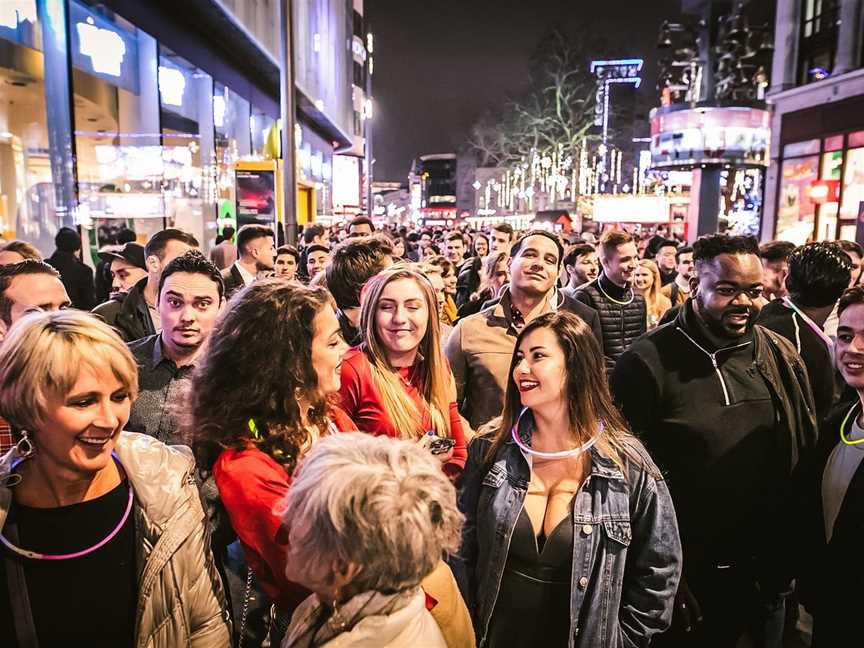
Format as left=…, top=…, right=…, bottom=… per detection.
left=0, top=310, right=229, bottom=647
left=279, top=432, right=471, bottom=648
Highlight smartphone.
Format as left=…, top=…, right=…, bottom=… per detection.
left=429, top=436, right=456, bottom=455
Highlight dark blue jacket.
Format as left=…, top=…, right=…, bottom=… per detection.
left=451, top=425, right=681, bottom=648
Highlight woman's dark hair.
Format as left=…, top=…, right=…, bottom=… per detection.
left=188, top=278, right=334, bottom=473
left=484, top=311, right=643, bottom=473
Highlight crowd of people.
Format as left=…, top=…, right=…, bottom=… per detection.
left=0, top=215, right=860, bottom=648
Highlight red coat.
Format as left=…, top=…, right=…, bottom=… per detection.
left=212, top=407, right=355, bottom=614
left=337, top=347, right=467, bottom=477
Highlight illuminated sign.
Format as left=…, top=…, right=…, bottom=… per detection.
left=591, top=59, right=643, bottom=129
left=650, top=106, right=770, bottom=169
left=158, top=66, right=186, bottom=107
left=593, top=195, right=672, bottom=224
left=76, top=17, right=126, bottom=77
left=0, top=2, right=36, bottom=30
left=213, top=95, right=226, bottom=128
left=333, top=155, right=361, bottom=207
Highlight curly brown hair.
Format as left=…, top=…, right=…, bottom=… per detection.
left=187, top=278, right=335, bottom=474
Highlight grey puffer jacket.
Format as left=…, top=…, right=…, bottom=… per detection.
left=0, top=432, right=231, bottom=648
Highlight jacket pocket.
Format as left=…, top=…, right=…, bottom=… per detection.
left=482, top=464, right=506, bottom=488
left=603, top=519, right=632, bottom=547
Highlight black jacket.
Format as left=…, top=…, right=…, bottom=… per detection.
left=611, top=301, right=817, bottom=573
left=220, top=264, right=245, bottom=300
left=91, top=277, right=155, bottom=343
left=804, top=402, right=864, bottom=646
left=757, top=298, right=836, bottom=423
left=46, top=250, right=95, bottom=310
left=574, top=273, right=647, bottom=371
left=455, top=256, right=481, bottom=308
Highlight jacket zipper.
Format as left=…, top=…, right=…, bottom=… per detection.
left=676, top=327, right=751, bottom=406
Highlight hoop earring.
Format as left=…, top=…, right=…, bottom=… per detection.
left=14, top=430, right=35, bottom=460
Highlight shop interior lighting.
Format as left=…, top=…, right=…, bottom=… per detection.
left=77, top=17, right=126, bottom=77
left=158, top=66, right=186, bottom=107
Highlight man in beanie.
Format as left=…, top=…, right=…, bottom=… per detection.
left=46, top=226, right=95, bottom=310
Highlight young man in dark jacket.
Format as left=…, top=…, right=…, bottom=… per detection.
left=93, top=229, right=198, bottom=342
left=806, top=286, right=864, bottom=646
left=611, top=233, right=818, bottom=648
left=757, top=241, right=851, bottom=423
left=575, top=229, right=646, bottom=371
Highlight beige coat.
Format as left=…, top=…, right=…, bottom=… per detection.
left=0, top=432, right=231, bottom=648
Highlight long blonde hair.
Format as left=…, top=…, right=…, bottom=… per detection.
left=637, top=259, right=666, bottom=324
left=360, top=265, right=453, bottom=438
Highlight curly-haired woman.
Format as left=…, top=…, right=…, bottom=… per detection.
left=187, top=279, right=353, bottom=631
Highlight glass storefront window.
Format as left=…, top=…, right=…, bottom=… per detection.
left=159, top=46, right=214, bottom=250
left=776, top=155, right=819, bottom=244
left=251, top=106, right=276, bottom=159
left=783, top=139, right=820, bottom=158
left=0, top=0, right=54, bottom=253
left=816, top=150, right=843, bottom=240
left=841, top=147, right=864, bottom=221
left=849, top=131, right=864, bottom=148
left=824, top=135, right=844, bottom=151
left=214, top=82, right=250, bottom=230
left=70, top=1, right=164, bottom=246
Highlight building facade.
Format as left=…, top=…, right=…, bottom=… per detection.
left=764, top=0, right=864, bottom=243
left=0, top=0, right=366, bottom=258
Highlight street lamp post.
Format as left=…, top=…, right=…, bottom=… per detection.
left=279, top=0, right=298, bottom=243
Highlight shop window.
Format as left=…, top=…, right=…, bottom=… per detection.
left=159, top=46, right=214, bottom=250
left=816, top=150, right=843, bottom=239
left=841, top=148, right=864, bottom=222
left=783, top=139, right=820, bottom=158
left=0, top=0, right=53, bottom=252
left=70, top=1, right=165, bottom=246
left=824, top=134, right=844, bottom=151
left=251, top=106, right=276, bottom=159
left=214, top=83, right=251, bottom=232
left=798, top=0, right=840, bottom=85
left=776, top=155, right=819, bottom=244
left=849, top=131, right=864, bottom=148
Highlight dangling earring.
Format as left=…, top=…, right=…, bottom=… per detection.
left=330, top=589, right=348, bottom=631
left=14, top=430, right=35, bottom=460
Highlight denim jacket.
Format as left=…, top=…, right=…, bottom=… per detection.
left=450, top=425, right=682, bottom=648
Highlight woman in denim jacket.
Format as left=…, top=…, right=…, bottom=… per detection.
left=451, top=311, right=682, bottom=648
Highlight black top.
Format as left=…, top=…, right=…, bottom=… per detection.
left=127, top=333, right=195, bottom=444
left=0, top=480, right=137, bottom=648
left=487, top=506, right=574, bottom=647
left=46, top=250, right=96, bottom=310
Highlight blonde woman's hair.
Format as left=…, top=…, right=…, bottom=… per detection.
left=0, top=310, right=138, bottom=433
left=280, top=432, right=463, bottom=593
left=359, top=265, right=453, bottom=438
left=477, top=251, right=508, bottom=299
left=637, top=259, right=666, bottom=323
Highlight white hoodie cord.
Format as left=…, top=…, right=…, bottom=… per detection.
left=676, top=327, right=752, bottom=406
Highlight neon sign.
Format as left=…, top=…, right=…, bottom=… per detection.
left=158, top=66, right=186, bottom=107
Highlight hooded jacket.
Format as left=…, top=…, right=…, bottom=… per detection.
left=92, top=277, right=156, bottom=343
left=0, top=432, right=231, bottom=648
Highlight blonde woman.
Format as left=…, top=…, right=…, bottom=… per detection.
left=337, top=265, right=467, bottom=477
left=634, top=258, right=672, bottom=329
left=0, top=310, right=229, bottom=647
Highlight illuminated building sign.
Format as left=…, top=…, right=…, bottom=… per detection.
left=69, top=2, right=138, bottom=93
left=158, top=65, right=186, bottom=107
left=591, top=58, right=643, bottom=168
left=650, top=106, right=770, bottom=169
left=76, top=17, right=125, bottom=76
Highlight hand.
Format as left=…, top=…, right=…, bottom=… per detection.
left=673, top=577, right=703, bottom=633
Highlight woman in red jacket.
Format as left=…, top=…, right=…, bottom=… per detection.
left=338, top=265, right=468, bottom=477
left=187, top=279, right=352, bottom=639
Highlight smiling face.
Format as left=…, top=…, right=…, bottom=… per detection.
left=512, top=326, right=567, bottom=411
left=509, top=235, right=559, bottom=297
left=306, top=250, right=329, bottom=278
left=446, top=237, right=465, bottom=264
left=601, top=241, right=639, bottom=287
left=158, top=271, right=222, bottom=355
left=633, top=264, right=654, bottom=292
left=474, top=236, right=489, bottom=258
left=693, top=253, right=764, bottom=339
left=837, top=303, right=864, bottom=390
left=375, top=278, right=429, bottom=366
left=2, top=273, right=71, bottom=336
left=310, top=304, right=348, bottom=396
left=35, top=364, right=132, bottom=478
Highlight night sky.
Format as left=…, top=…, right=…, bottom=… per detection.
left=367, top=0, right=681, bottom=182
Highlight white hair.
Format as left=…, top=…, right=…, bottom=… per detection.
left=281, top=432, right=463, bottom=593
